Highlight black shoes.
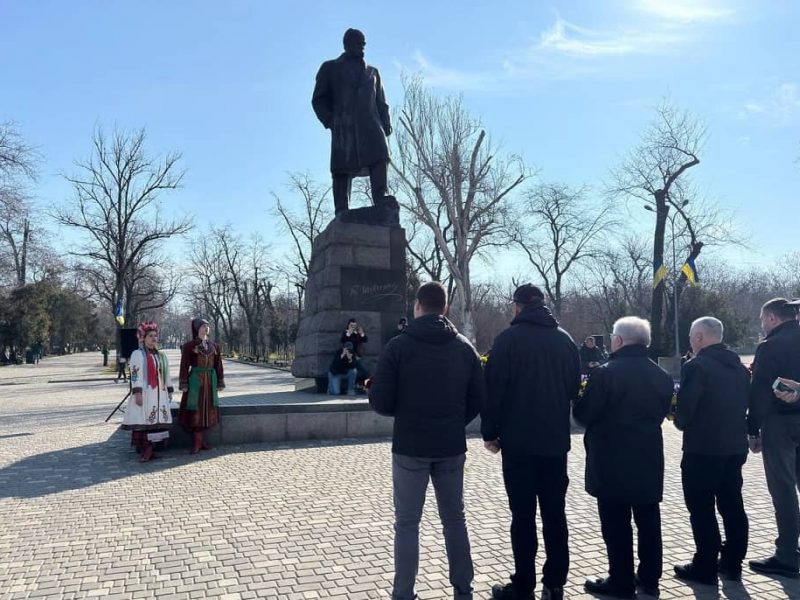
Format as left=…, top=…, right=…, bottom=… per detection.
left=490, top=583, right=533, bottom=599
left=540, top=587, right=563, bottom=600
left=635, top=576, right=660, bottom=598
left=748, top=556, right=800, bottom=578
left=583, top=577, right=635, bottom=599
left=673, top=563, right=717, bottom=586
left=717, top=561, right=742, bottom=582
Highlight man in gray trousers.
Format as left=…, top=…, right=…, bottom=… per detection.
left=370, top=281, right=485, bottom=599
left=748, top=298, right=800, bottom=577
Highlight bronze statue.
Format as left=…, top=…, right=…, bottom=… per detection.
left=312, top=29, right=397, bottom=223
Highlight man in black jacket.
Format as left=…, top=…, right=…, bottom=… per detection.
left=579, top=336, right=606, bottom=375
left=369, top=281, right=484, bottom=600
left=327, top=342, right=357, bottom=395
left=483, top=284, right=580, bottom=600
left=673, top=317, right=750, bottom=585
left=573, top=316, right=673, bottom=599
left=747, top=298, right=800, bottom=578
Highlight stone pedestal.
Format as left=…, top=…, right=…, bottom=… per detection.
left=292, top=220, right=407, bottom=381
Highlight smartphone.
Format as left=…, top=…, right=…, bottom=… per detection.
left=773, top=379, right=796, bottom=394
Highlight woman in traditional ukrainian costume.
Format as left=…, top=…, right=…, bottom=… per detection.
left=121, top=321, right=174, bottom=463
left=178, top=318, right=225, bottom=454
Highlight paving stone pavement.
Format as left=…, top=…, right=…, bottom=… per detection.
left=1, top=353, right=799, bottom=599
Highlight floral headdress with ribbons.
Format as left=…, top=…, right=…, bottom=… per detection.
left=137, top=321, right=160, bottom=342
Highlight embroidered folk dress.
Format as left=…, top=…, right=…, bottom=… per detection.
left=178, top=339, right=224, bottom=432
left=121, top=348, right=174, bottom=443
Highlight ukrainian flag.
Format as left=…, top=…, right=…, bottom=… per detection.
left=114, top=299, right=125, bottom=326
left=653, top=259, right=668, bottom=289
left=681, top=257, right=699, bottom=286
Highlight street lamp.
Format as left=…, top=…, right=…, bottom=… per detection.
left=644, top=204, right=682, bottom=357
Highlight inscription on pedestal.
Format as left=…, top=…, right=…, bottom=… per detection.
left=340, top=268, right=405, bottom=312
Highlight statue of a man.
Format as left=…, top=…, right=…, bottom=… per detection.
left=312, top=29, right=392, bottom=216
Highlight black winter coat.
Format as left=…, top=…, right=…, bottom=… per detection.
left=573, top=344, right=673, bottom=504
left=368, top=314, right=484, bottom=458
left=748, top=319, right=800, bottom=435
left=675, top=343, right=749, bottom=456
left=580, top=344, right=606, bottom=373
left=482, top=301, right=581, bottom=456
left=312, top=54, right=391, bottom=175
left=329, top=351, right=356, bottom=375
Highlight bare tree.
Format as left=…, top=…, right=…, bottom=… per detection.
left=0, top=122, right=40, bottom=287
left=0, top=122, right=38, bottom=184
left=404, top=211, right=453, bottom=296
left=217, top=228, right=274, bottom=358
left=52, top=128, right=192, bottom=331
left=392, top=78, right=528, bottom=340
left=611, top=99, right=705, bottom=356
left=187, top=231, right=239, bottom=345
left=513, top=183, right=617, bottom=317
left=270, top=172, right=332, bottom=289
left=580, top=235, right=652, bottom=334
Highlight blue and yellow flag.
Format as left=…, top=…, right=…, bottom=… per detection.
left=653, top=259, right=668, bottom=289
left=114, top=299, right=125, bottom=326
left=681, top=257, right=699, bottom=286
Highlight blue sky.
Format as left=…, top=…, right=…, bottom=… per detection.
left=2, top=0, right=798, bottom=279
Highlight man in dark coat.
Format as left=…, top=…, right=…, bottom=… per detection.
left=747, top=298, right=800, bottom=577
left=573, top=316, right=674, bottom=599
left=312, top=28, right=392, bottom=214
left=369, top=281, right=484, bottom=600
left=482, top=284, right=581, bottom=600
left=579, top=336, right=606, bottom=375
left=673, top=317, right=750, bottom=585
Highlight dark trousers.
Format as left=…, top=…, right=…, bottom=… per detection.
left=762, top=413, right=800, bottom=567
left=597, top=499, right=661, bottom=591
left=332, top=160, right=388, bottom=213
left=116, top=362, right=127, bottom=381
left=501, top=452, right=569, bottom=592
left=392, top=453, right=473, bottom=600
left=681, top=453, right=749, bottom=575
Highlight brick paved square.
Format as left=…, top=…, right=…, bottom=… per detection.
left=1, top=353, right=799, bottom=599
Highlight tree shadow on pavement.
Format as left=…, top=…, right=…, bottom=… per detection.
left=0, top=427, right=390, bottom=499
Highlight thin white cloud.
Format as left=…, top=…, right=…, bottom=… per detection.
left=396, top=3, right=734, bottom=90
left=739, top=83, right=800, bottom=124
left=635, top=0, right=735, bottom=22
left=537, top=18, right=681, bottom=57
left=405, top=51, right=495, bottom=91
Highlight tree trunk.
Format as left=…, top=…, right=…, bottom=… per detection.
left=18, top=219, right=29, bottom=287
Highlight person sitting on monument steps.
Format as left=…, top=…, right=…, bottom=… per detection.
left=573, top=316, right=673, bottom=599
left=369, top=281, right=485, bottom=600
left=672, top=316, right=750, bottom=585
left=341, top=318, right=370, bottom=390
left=328, top=342, right=358, bottom=395
left=312, top=28, right=392, bottom=215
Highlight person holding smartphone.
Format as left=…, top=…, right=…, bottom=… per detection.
left=328, top=342, right=358, bottom=395
left=747, top=298, right=800, bottom=578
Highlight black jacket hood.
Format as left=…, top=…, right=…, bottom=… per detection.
left=697, top=343, right=742, bottom=369
left=510, top=300, right=558, bottom=329
left=406, top=314, right=459, bottom=344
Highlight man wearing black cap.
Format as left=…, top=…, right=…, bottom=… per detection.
left=482, top=284, right=581, bottom=600
left=747, top=297, right=800, bottom=577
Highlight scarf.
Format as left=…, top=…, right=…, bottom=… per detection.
left=146, top=352, right=159, bottom=389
